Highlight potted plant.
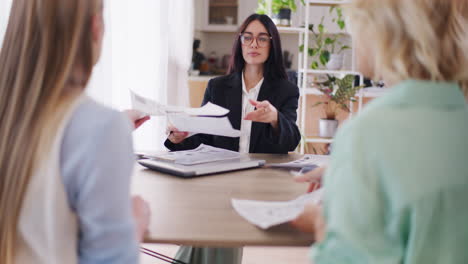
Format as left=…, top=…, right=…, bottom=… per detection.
left=325, top=7, right=348, bottom=70
left=299, top=7, right=350, bottom=69
left=313, top=74, right=363, bottom=137
left=256, top=0, right=305, bottom=27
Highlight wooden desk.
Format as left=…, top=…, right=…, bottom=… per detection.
left=132, top=153, right=314, bottom=247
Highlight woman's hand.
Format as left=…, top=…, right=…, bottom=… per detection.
left=244, top=99, right=279, bottom=130
left=131, top=195, right=151, bottom=242
left=294, top=166, right=327, bottom=193
left=124, top=109, right=150, bottom=130
left=166, top=125, right=189, bottom=144
left=290, top=202, right=326, bottom=242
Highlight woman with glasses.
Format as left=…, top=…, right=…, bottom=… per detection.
left=165, top=13, right=300, bottom=155
left=165, top=14, right=301, bottom=264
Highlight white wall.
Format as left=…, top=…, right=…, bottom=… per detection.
left=0, top=0, right=13, bottom=48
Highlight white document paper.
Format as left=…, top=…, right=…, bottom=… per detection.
left=183, top=103, right=229, bottom=116
left=168, top=114, right=241, bottom=138
left=130, top=89, right=174, bottom=116
left=130, top=89, right=229, bottom=116
left=152, top=144, right=240, bottom=165
left=232, top=189, right=323, bottom=229
left=269, top=155, right=330, bottom=169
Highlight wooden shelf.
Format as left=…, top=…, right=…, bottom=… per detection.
left=306, top=136, right=334, bottom=144
left=209, top=3, right=238, bottom=8
left=202, top=25, right=238, bottom=32
left=307, top=0, right=350, bottom=6
left=277, top=27, right=307, bottom=34
left=357, top=87, right=390, bottom=98
left=299, top=69, right=361, bottom=76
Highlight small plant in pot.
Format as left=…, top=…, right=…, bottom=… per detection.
left=325, top=7, right=348, bottom=70
left=299, top=7, right=350, bottom=70
left=256, top=0, right=305, bottom=27
left=313, top=74, right=363, bottom=138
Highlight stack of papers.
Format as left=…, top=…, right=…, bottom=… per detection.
left=151, top=144, right=240, bottom=166
left=232, top=189, right=323, bottom=229
left=269, top=155, right=330, bottom=169
left=130, top=90, right=240, bottom=137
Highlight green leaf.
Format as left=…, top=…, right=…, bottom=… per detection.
left=310, top=48, right=318, bottom=57
left=319, top=50, right=330, bottom=66
left=325, top=37, right=335, bottom=45
left=336, top=7, right=343, bottom=17
left=289, top=0, right=297, bottom=12
left=256, top=0, right=267, bottom=14
left=340, top=103, right=351, bottom=113
left=318, top=23, right=325, bottom=34
left=308, top=24, right=314, bottom=32
left=311, top=61, right=319, bottom=69
left=338, top=20, right=345, bottom=30
left=339, top=45, right=351, bottom=52
left=311, top=102, right=324, bottom=107
left=299, top=44, right=304, bottom=52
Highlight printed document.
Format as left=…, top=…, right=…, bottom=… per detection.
left=130, top=89, right=229, bottom=116
left=131, top=90, right=240, bottom=137
left=168, top=114, right=241, bottom=138
left=232, top=189, right=323, bottom=229
left=269, top=155, right=330, bottom=169
left=152, top=144, right=240, bottom=165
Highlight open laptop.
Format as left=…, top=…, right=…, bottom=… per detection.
left=138, top=155, right=265, bottom=178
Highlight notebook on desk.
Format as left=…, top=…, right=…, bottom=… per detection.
left=138, top=156, right=265, bottom=177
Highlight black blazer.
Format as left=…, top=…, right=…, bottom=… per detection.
left=164, top=72, right=301, bottom=154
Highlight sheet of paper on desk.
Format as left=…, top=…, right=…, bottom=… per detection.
left=232, top=189, right=323, bottom=229
left=130, top=89, right=229, bottom=116
left=153, top=144, right=240, bottom=165
left=269, top=155, right=330, bottom=169
left=168, top=115, right=241, bottom=138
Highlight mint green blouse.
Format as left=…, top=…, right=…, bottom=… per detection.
left=312, top=80, right=468, bottom=264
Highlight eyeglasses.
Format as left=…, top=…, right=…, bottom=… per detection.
left=239, top=33, right=272, bottom=48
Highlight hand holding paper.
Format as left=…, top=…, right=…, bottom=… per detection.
left=231, top=189, right=323, bottom=229
left=130, top=89, right=228, bottom=116
left=290, top=202, right=325, bottom=239
left=130, top=90, right=240, bottom=138
left=168, top=114, right=241, bottom=138
left=124, top=109, right=150, bottom=130
left=166, top=125, right=189, bottom=144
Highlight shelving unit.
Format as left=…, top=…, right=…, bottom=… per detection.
left=262, top=0, right=388, bottom=154
left=298, top=0, right=365, bottom=153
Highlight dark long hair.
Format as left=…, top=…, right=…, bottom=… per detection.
left=227, top=14, right=288, bottom=80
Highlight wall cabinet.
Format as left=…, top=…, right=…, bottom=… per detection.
left=197, top=0, right=258, bottom=32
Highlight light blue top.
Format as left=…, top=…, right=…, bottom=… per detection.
left=60, top=97, right=138, bottom=264
left=312, top=80, right=468, bottom=264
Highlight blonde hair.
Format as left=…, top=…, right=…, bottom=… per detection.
left=0, top=0, right=101, bottom=262
left=346, top=0, right=468, bottom=97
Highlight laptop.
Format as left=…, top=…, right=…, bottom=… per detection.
left=138, top=156, right=265, bottom=178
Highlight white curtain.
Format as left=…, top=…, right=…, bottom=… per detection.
left=1, top=0, right=193, bottom=151
left=0, top=0, right=12, bottom=48
left=87, top=0, right=194, bottom=151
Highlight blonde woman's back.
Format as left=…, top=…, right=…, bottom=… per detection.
left=314, top=79, right=468, bottom=264
left=15, top=97, right=82, bottom=264
left=15, top=95, right=139, bottom=263
left=309, top=0, right=468, bottom=263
